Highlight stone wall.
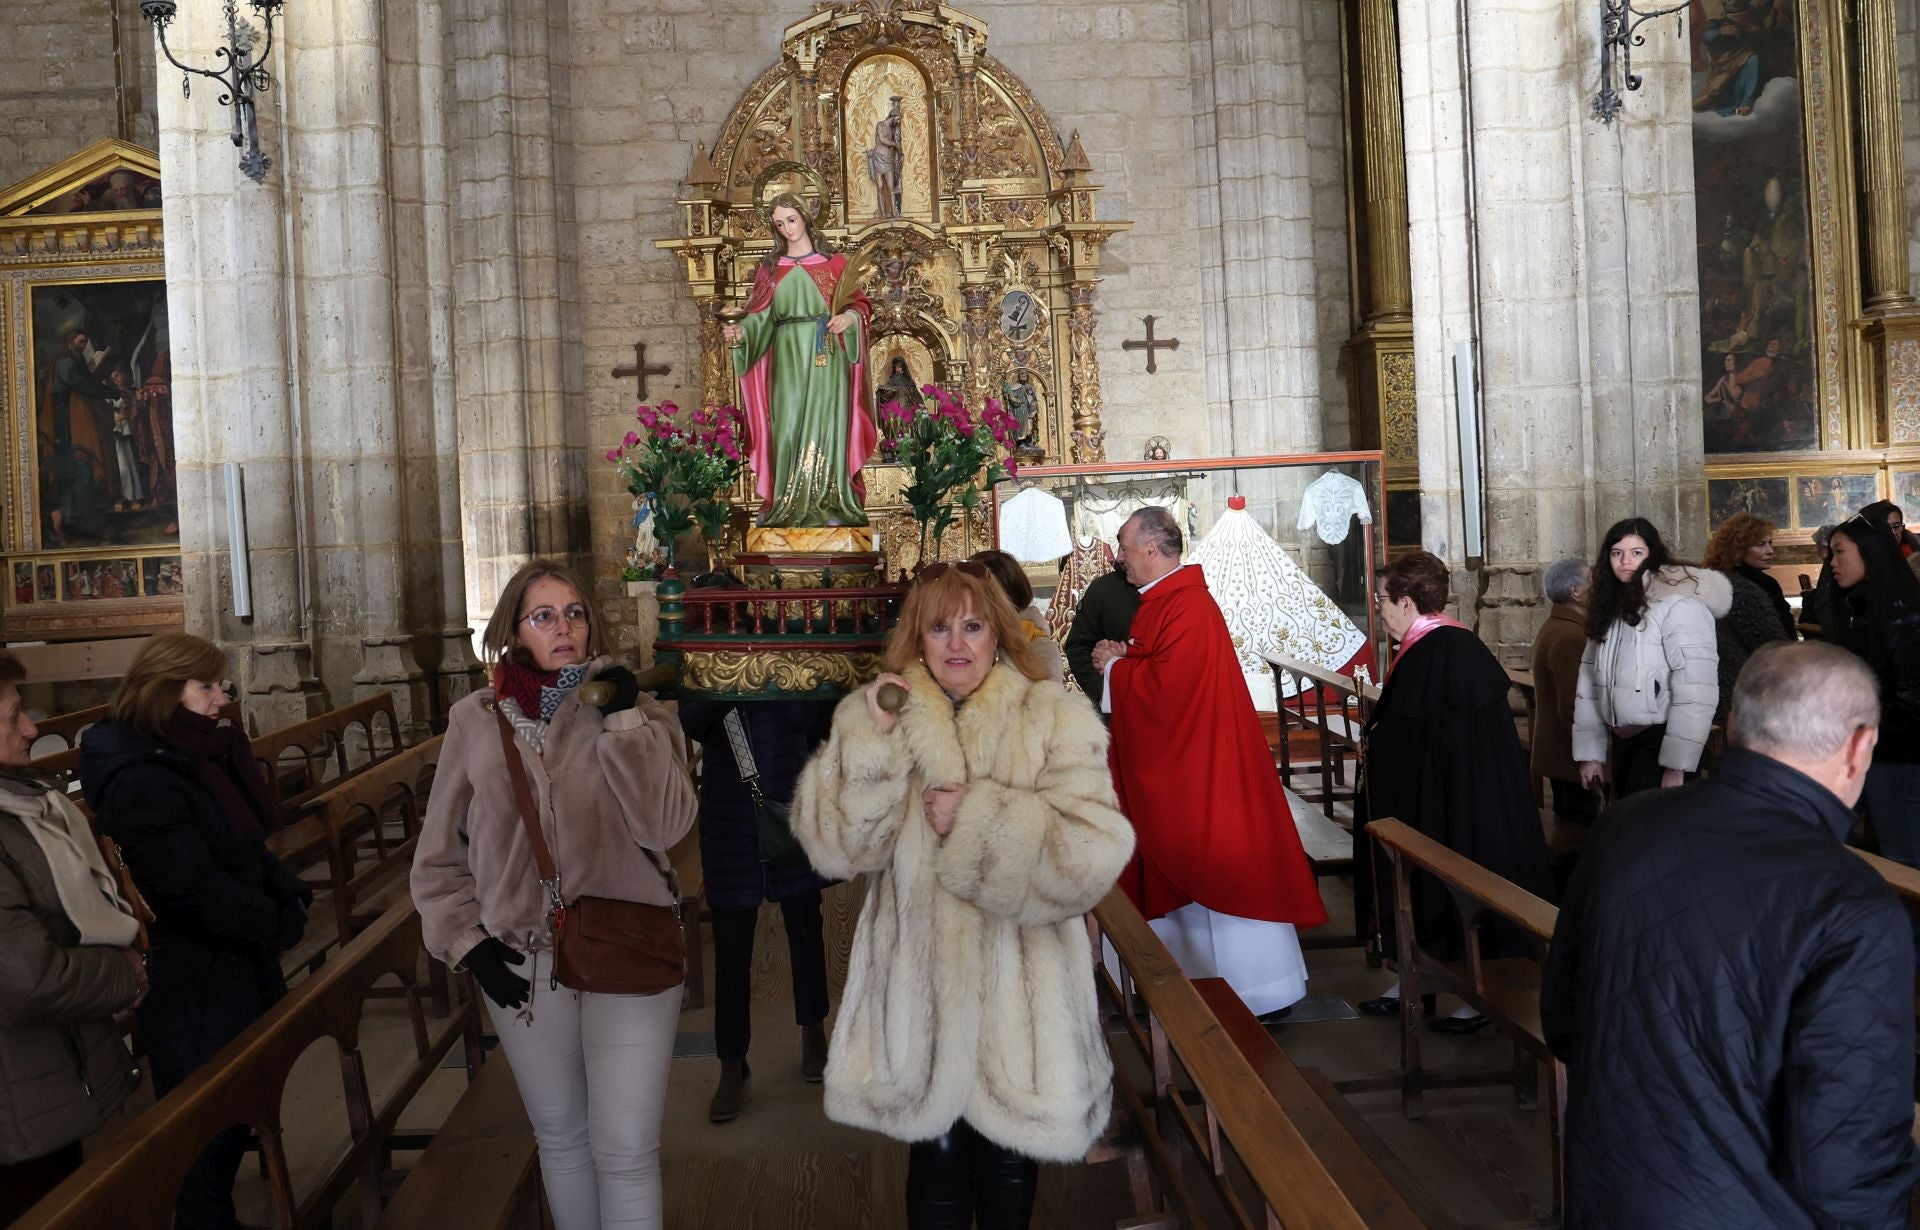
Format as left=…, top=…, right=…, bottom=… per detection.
left=0, top=1, right=156, bottom=189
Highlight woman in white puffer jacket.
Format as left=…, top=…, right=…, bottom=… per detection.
left=1573, top=518, right=1731, bottom=798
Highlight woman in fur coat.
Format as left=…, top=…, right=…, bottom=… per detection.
left=792, top=561, right=1133, bottom=1230
left=1574, top=518, right=1731, bottom=798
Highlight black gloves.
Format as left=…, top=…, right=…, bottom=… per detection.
left=595, top=666, right=641, bottom=717
left=273, top=901, right=309, bottom=953
left=462, top=937, right=530, bottom=1009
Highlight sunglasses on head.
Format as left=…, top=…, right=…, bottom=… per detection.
left=917, top=561, right=988, bottom=582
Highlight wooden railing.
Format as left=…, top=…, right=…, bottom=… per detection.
left=27, top=703, right=108, bottom=756
left=1265, top=651, right=1372, bottom=810
left=1090, top=887, right=1384, bottom=1229
left=669, top=584, right=906, bottom=639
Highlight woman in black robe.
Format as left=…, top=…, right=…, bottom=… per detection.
left=1353, top=551, right=1555, bottom=1032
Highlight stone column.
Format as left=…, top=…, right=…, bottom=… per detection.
left=156, top=0, right=321, bottom=731
left=448, top=0, right=588, bottom=621
left=1188, top=0, right=1323, bottom=460
left=1860, top=0, right=1915, bottom=310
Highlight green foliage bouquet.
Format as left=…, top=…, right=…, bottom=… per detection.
left=884, top=384, right=1019, bottom=563
left=606, top=401, right=747, bottom=572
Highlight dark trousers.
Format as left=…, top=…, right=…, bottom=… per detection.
left=1550, top=777, right=1599, bottom=825
left=0, top=1139, right=84, bottom=1224
left=1609, top=725, right=1694, bottom=799
left=905, top=1119, right=1039, bottom=1230
left=712, top=891, right=829, bottom=1063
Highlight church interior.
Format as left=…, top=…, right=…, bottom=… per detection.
left=5, top=0, right=1920, bottom=1225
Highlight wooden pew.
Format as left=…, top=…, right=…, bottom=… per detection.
left=27, top=703, right=107, bottom=757
left=373, top=1054, right=541, bottom=1230
left=1265, top=651, right=1372, bottom=810
left=1090, top=886, right=1421, bottom=1228
left=1365, top=816, right=1566, bottom=1221
left=14, top=900, right=495, bottom=1230
left=30, top=700, right=242, bottom=807
left=311, top=735, right=442, bottom=951
left=251, top=692, right=404, bottom=823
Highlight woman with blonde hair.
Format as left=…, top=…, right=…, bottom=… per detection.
left=81, top=633, right=310, bottom=1230
left=1702, top=512, right=1795, bottom=719
left=412, top=559, right=696, bottom=1230
left=792, top=561, right=1134, bottom=1229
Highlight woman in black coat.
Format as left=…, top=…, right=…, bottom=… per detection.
left=679, top=696, right=835, bottom=1124
left=80, top=634, right=310, bottom=1230
left=1355, top=552, right=1555, bottom=1033
left=1826, top=517, right=1920, bottom=864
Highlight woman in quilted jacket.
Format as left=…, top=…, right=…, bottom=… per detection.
left=1574, top=518, right=1730, bottom=798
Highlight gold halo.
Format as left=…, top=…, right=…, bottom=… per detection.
left=753, top=160, right=832, bottom=231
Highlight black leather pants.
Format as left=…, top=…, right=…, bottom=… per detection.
left=904, top=1119, right=1039, bottom=1230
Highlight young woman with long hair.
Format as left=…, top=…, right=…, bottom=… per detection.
left=1573, top=518, right=1730, bottom=798
left=1826, top=516, right=1920, bottom=862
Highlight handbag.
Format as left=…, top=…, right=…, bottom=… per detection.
left=723, top=708, right=811, bottom=870
left=492, top=703, right=685, bottom=995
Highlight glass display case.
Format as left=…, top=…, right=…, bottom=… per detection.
left=987, top=452, right=1386, bottom=710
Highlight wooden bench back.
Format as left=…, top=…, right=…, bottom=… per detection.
left=15, top=900, right=480, bottom=1230
left=27, top=703, right=108, bottom=757
left=312, top=735, right=442, bottom=947
left=1265, top=650, right=1373, bottom=809
left=30, top=701, right=244, bottom=810
left=251, top=693, right=404, bottom=820
left=1366, top=817, right=1558, bottom=973
left=1090, top=887, right=1373, bottom=1229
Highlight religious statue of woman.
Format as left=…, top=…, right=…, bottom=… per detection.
left=723, top=194, right=877, bottom=528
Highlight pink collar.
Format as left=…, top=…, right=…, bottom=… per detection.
left=1390, top=612, right=1468, bottom=674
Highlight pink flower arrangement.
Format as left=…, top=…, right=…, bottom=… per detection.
left=892, top=384, right=1020, bottom=558
left=606, top=402, right=748, bottom=568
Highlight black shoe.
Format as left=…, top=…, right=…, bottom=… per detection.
left=1357, top=995, right=1400, bottom=1016
left=1255, top=1005, right=1293, bottom=1025
left=1426, top=1013, right=1491, bottom=1035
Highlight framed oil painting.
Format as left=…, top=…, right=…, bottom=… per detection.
left=28, top=278, right=176, bottom=550
left=1794, top=473, right=1880, bottom=529
left=2, top=138, right=183, bottom=637
left=1708, top=475, right=1791, bottom=528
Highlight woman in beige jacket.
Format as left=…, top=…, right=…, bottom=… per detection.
left=793, top=562, right=1133, bottom=1229
left=411, top=560, right=696, bottom=1230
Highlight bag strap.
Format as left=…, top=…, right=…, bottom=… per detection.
left=492, top=698, right=682, bottom=909
left=493, top=701, right=562, bottom=910
left=722, top=708, right=761, bottom=784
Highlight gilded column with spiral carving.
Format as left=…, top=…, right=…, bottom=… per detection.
left=962, top=284, right=996, bottom=411
left=1067, top=284, right=1108, bottom=463
left=1859, top=0, right=1914, bottom=310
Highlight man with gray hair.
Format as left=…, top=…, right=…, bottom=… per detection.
left=1542, top=642, right=1917, bottom=1228
left=1093, top=506, right=1327, bottom=1023
left=1531, top=558, right=1595, bottom=824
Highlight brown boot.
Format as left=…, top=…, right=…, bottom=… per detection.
left=800, top=1022, right=829, bottom=1084
left=708, top=1060, right=750, bottom=1123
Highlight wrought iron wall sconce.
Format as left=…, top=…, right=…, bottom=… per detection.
left=1593, top=0, right=1687, bottom=123
left=140, top=0, right=284, bottom=182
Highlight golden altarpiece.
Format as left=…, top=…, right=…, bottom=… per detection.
left=0, top=139, right=182, bottom=642
left=655, top=0, right=1130, bottom=573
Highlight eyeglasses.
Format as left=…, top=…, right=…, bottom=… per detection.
left=918, top=561, right=988, bottom=583
left=521, top=603, right=590, bottom=631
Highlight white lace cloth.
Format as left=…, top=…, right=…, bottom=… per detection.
left=1296, top=471, right=1373, bottom=545
left=997, top=486, right=1074, bottom=562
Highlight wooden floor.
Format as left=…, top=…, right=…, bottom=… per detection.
left=190, top=850, right=1557, bottom=1229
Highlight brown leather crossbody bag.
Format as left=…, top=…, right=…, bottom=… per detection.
left=492, top=702, right=685, bottom=996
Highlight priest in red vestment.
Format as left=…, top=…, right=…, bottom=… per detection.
left=1096, top=506, right=1328, bottom=1020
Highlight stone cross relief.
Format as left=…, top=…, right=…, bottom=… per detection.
left=1121, top=315, right=1181, bottom=374
left=613, top=341, right=672, bottom=400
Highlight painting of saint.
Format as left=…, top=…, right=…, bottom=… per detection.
left=28, top=168, right=162, bottom=215
left=142, top=556, right=183, bottom=597
left=34, top=566, right=56, bottom=603
left=11, top=564, right=33, bottom=606
left=1795, top=474, right=1878, bottom=529
left=30, top=281, right=178, bottom=550
left=1692, top=0, right=1817, bottom=454
left=1707, top=476, right=1790, bottom=527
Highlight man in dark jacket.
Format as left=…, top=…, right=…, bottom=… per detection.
left=679, top=697, right=836, bottom=1124
left=1529, top=558, right=1593, bottom=824
left=1063, top=567, right=1141, bottom=708
left=1542, top=641, right=1917, bottom=1229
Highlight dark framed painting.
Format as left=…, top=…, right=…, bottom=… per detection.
left=1794, top=473, right=1879, bottom=529
left=1708, top=475, right=1791, bottom=528
left=1693, top=0, right=1819, bottom=454
left=1891, top=470, right=1920, bottom=515
left=9, top=563, right=31, bottom=607
left=26, top=278, right=177, bottom=552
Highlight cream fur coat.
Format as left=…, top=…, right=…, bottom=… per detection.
left=793, top=662, right=1134, bottom=1161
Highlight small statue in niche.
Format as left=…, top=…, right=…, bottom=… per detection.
left=874, top=353, right=923, bottom=457
left=866, top=96, right=904, bottom=219
left=1000, top=372, right=1046, bottom=463
left=1143, top=435, right=1171, bottom=463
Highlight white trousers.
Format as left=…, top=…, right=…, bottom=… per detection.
left=1149, top=903, right=1309, bottom=1016
left=483, top=952, right=683, bottom=1230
